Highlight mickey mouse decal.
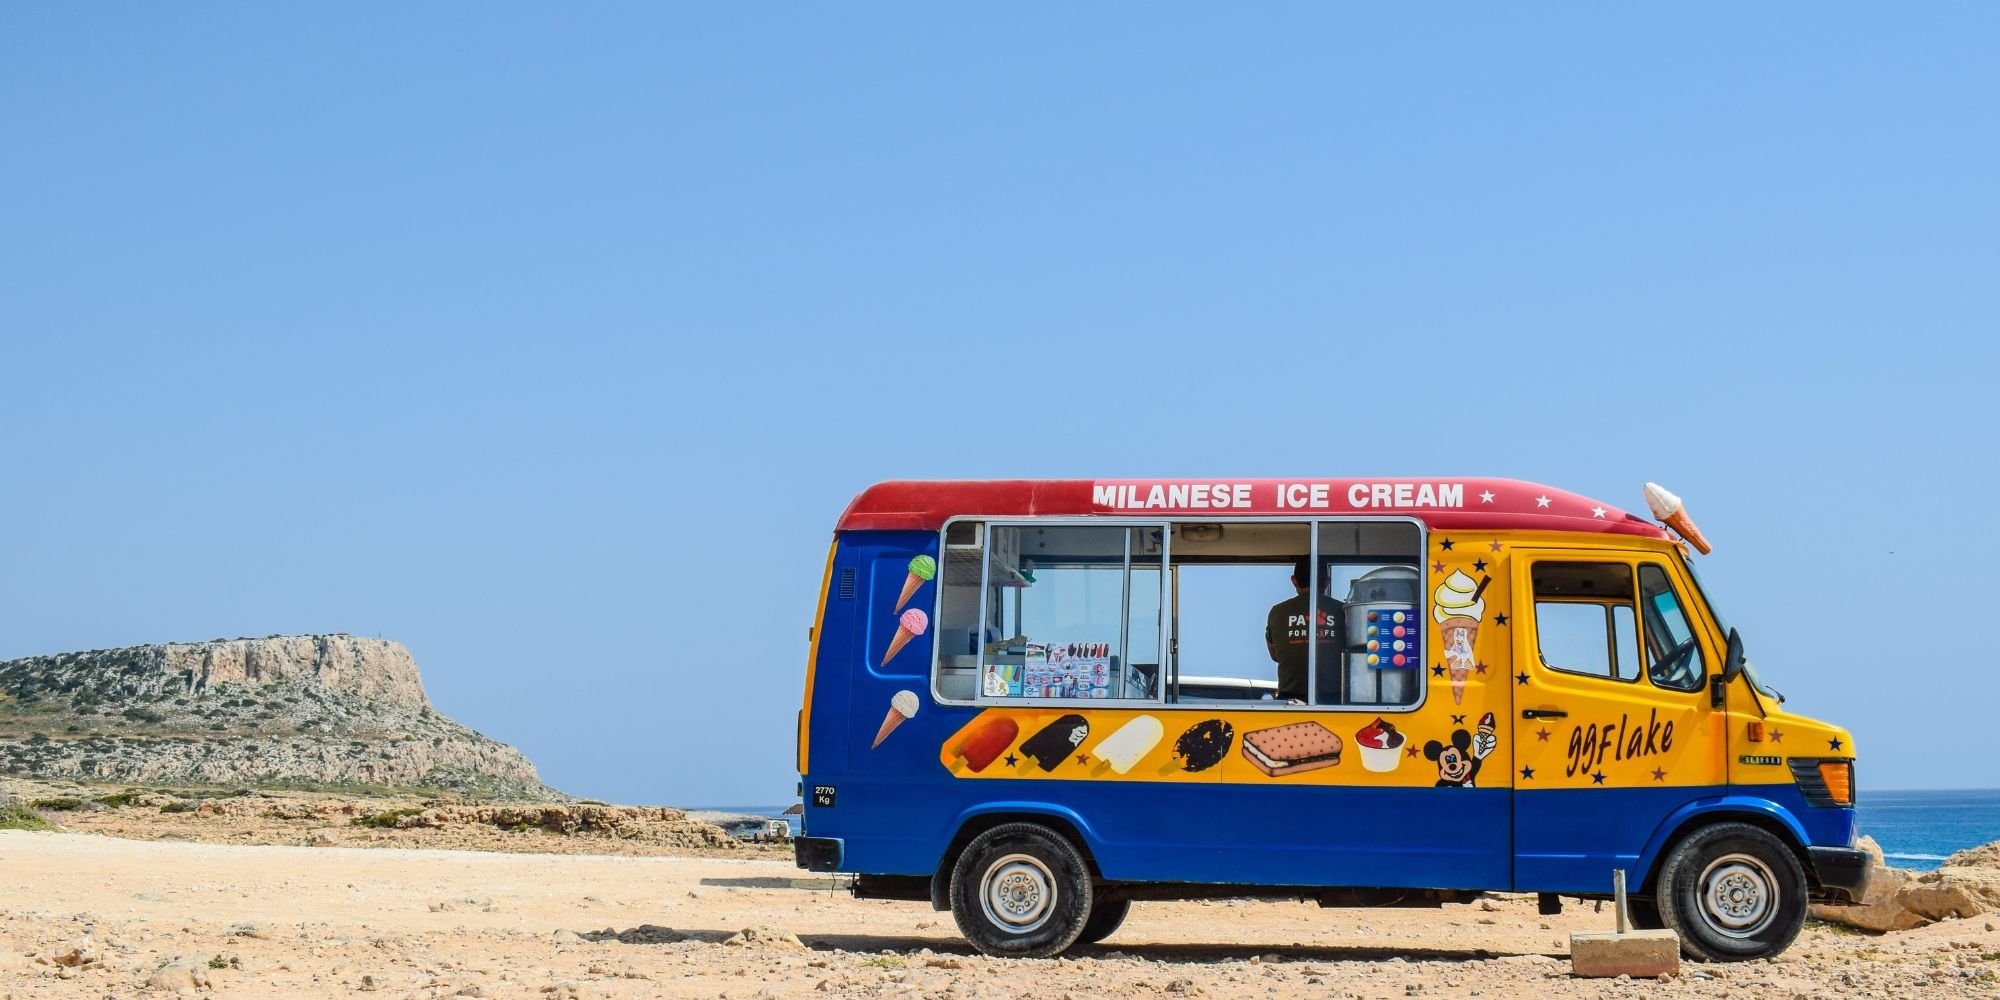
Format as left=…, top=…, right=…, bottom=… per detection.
left=1424, top=711, right=1497, bottom=788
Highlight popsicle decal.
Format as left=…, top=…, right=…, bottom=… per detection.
left=895, top=555, right=936, bottom=614
left=1170, top=719, right=1234, bottom=773
left=1019, top=714, right=1089, bottom=772
left=872, top=690, right=919, bottom=749
left=1090, top=716, right=1164, bottom=775
left=949, top=716, right=1020, bottom=773
left=882, top=608, right=928, bottom=666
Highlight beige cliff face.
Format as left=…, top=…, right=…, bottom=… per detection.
left=0, top=635, right=555, bottom=800
left=158, top=635, right=432, bottom=712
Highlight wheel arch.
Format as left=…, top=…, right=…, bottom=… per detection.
left=928, top=803, right=1105, bottom=910
left=1633, top=796, right=1814, bottom=892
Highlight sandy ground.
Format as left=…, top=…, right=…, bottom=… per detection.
left=3, top=831, right=1998, bottom=999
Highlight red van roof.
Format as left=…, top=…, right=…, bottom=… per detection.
left=836, top=478, right=1668, bottom=540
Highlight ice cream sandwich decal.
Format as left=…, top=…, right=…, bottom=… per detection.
left=1241, top=721, right=1342, bottom=777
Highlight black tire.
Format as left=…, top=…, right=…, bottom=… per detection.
left=949, top=823, right=1094, bottom=958
left=1625, top=896, right=1665, bottom=931
left=1654, top=822, right=1807, bottom=962
left=1075, top=897, right=1130, bottom=946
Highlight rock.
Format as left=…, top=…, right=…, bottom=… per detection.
left=1896, top=881, right=1986, bottom=921
left=311, top=830, right=339, bottom=846
left=723, top=925, right=805, bottom=949
left=146, top=961, right=212, bottom=992
left=359, top=974, right=381, bottom=991
left=1811, top=865, right=1926, bottom=933
left=1856, top=835, right=1885, bottom=867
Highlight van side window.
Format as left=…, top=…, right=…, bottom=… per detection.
left=1530, top=562, right=1640, bottom=682
left=969, top=525, right=1161, bottom=702
left=1638, top=563, right=1706, bottom=692
left=933, top=521, right=986, bottom=700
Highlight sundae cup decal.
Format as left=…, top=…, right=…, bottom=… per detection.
left=1432, top=570, right=1490, bottom=704
left=1091, top=715, right=1164, bottom=776
left=949, top=716, right=1020, bottom=773
left=894, top=555, right=937, bottom=614
left=1019, top=714, right=1089, bottom=772
left=1169, top=719, right=1234, bottom=773
left=1354, top=717, right=1408, bottom=773
left=882, top=608, right=929, bottom=666
left=871, top=689, right=920, bottom=749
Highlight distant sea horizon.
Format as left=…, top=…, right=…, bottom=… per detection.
left=703, top=788, right=2000, bottom=874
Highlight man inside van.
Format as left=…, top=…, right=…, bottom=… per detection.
left=1267, top=557, right=1345, bottom=703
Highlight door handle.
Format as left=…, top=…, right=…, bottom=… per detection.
left=1521, top=709, right=1568, bottom=720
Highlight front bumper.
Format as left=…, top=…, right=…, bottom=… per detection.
left=795, top=836, right=842, bottom=873
left=1808, top=846, right=1872, bottom=903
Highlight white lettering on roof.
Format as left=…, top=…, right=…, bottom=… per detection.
left=1091, top=481, right=1467, bottom=512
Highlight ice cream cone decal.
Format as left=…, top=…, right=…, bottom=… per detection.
left=1643, top=483, right=1712, bottom=555
left=1433, top=571, right=1489, bottom=705
left=895, top=555, right=937, bottom=614
left=872, top=690, right=920, bottom=749
left=1473, top=711, right=1497, bottom=760
left=883, top=608, right=928, bottom=666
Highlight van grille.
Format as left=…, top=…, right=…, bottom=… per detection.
left=1789, top=757, right=1853, bottom=807
left=837, top=568, right=856, bottom=600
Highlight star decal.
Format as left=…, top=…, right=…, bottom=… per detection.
left=1075, top=754, right=1089, bottom=765
left=1479, top=490, right=1496, bottom=504
left=1651, top=767, right=1667, bottom=781
left=1829, top=737, right=1844, bottom=751
left=1590, top=771, right=1607, bottom=785
left=1535, top=495, right=1552, bottom=508
left=1519, top=765, right=1535, bottom=780
left=1440, top=538, right=1455, bottom=551
left=1472, top=559, right=1487, bottom=572
left=1535, top=727, right=1551, bottom=742
left=1493, top=613, right=1509, bottom=626
left=1591, top=506, right=1607, bottom=519
left=1405, top=745, right=1421, bottom=758
left=1003, top=754, right=1019, bottom=767
left=1769, top=729, right=1784, bottom=744
left=1474, top=662, right=1488, bottom=675
left=1431, top=664, right=1446, bottom=677
left=1488, top=540, right=1502, bottom=553
left=1515, top=671, right=1530, bottom=686
left=1451, top=714, right=1466, bottom=725
left=1432, top=560, right=1446, bottom=574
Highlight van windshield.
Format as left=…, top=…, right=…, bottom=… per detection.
left=1681, top=557, right=1783, bottom=701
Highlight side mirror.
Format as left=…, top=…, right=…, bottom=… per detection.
left=1722, top=627, right=1745, bottom=682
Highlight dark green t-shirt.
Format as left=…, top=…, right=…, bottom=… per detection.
left=1266, top=593, right=1344, bottom=702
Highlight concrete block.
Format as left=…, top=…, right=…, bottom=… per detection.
left=1569, top=928, right=1680, bottom=978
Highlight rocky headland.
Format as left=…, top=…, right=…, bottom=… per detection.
left=0, top=635, right=556, bottom=799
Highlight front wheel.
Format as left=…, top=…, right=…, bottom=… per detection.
left=1654, top=822, right=1807, bottom=961
left=1075, top=897, right=1130, bottom=945
left=949, top=823, right=1094, bottom=958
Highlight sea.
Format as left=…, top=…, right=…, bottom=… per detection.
left=716, top=789, right=2000, bottom=873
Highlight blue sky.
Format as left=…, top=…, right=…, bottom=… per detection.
left=4, top=5, right=1995, bottom=803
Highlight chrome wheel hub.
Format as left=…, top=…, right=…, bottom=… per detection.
left=1699, top=853, right=1777, bottom=938
left=980, top=854, right=1056, bottom=934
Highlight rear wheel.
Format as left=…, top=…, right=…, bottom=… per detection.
left=1075, top=897, right=1130, bottom=945
left=1625, top=896, right=1665, bottom=930
left=949, top=823, right=1094, bottom=958
left=1655, top=822, right=1807, bottom=961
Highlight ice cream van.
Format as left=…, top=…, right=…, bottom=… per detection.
left=794, top=479, right=1868, bottom=961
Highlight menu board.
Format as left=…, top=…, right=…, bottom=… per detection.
left=1023, top=642, right=1112, bottom=699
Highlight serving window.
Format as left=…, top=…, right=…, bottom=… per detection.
left=932, top=517, right=1424, bottom=710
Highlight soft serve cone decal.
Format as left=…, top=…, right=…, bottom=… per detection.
left=1433, top=570, right=1489, bottom=704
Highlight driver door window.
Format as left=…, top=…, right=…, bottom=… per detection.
left=1638, top=563, right=1706, bottom=692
